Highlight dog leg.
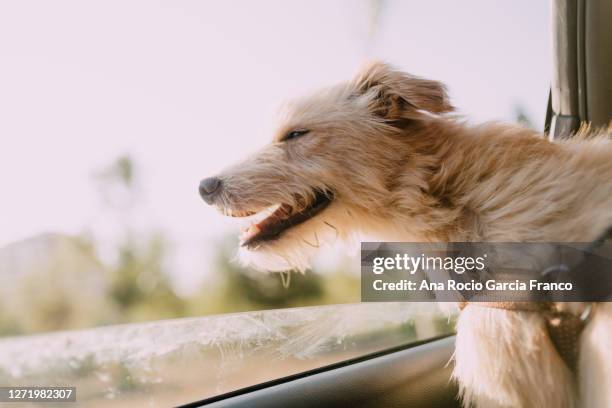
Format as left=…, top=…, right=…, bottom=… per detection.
left=453, top=305, right=577, bottom=408
left=580, top=303, right=612, bottom=407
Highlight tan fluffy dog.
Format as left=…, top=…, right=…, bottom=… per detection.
left=199, top=61, right=612, bottom=407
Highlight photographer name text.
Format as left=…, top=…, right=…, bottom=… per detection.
left=372, top=279, right=573, bottom=292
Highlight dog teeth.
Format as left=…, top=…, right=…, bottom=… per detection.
left=240, top=224, right=261, bottom=242
left=247, top=224, right=260, bottom=236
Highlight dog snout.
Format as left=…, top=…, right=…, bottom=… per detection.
left=199, top=177, right=222, bottom=204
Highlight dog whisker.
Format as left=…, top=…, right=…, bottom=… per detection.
left=323, top=221, right=339, bottom=240
left=301, top=235, right=319, bottom=248
left=301, top=238, right=317, bottom=248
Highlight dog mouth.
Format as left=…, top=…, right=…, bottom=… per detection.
left=222, top=190, right=334, bottom=249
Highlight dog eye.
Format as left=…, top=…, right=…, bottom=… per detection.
left=283, top=129, right=310, bottom=141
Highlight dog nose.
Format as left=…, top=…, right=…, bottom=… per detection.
left=199, top=177, right=222, bottom=204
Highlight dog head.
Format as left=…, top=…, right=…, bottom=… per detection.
left=199, top=61, right=453, bottom=271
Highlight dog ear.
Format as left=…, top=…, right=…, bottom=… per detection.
left=352, top=61, right=453, bottom=121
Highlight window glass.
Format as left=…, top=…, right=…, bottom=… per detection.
left=0, top=303, right=453, bottom=406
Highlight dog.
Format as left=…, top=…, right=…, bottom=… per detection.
left=199, top=61, right=612, bottom=407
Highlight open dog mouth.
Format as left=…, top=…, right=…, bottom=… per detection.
left=223, top=190, right=333, bottom=249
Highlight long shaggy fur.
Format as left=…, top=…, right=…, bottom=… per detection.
left=203, top=61, right=612, bottom=407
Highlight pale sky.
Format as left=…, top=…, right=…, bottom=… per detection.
left=0, top=0, right=551, bottom=292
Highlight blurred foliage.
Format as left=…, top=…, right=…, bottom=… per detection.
left=0, top=234, right=119, bottom=335
left=368, top=0, right=386, bottom=38
left=99, top=155, right=134, bottom=188
left=0, top=155, right=361, bottom=336
left=514, top=104, right=536, bottom=129
left=188, top=239, right=360, bottom=316
left=92, top=154, right=138, bottom=211
left=109, top=234, right=186, bottom=322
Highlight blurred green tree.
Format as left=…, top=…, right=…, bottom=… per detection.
left=94, top=155, right=186, bottom=323
left=189, top=237, right=360, bottom=315
left=0, top=234, right=118, bottom=335
left=109, top=234, right=185, bottom=321
left=514, top=104, right=536, bottom=129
